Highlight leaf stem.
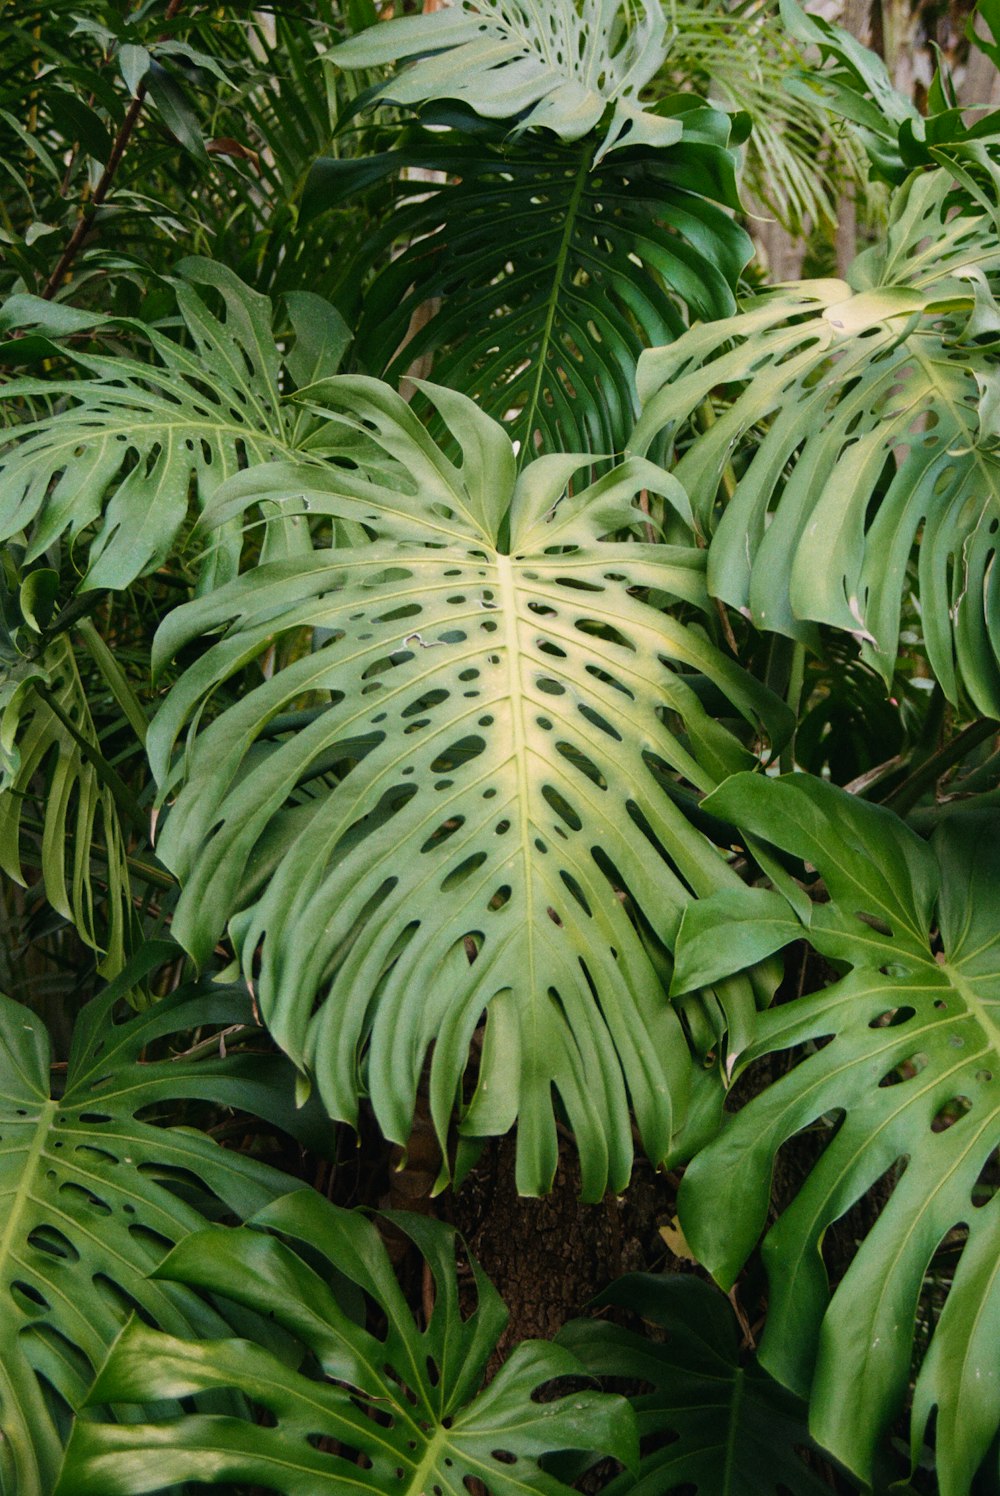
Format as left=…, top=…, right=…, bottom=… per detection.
left=78, top=618, right=148, bottom=746
left=780, top=641, right=806, bottom=773
left=885, top=715, right=1000, bottom=816
left=516, top=142, right=593, bottom=471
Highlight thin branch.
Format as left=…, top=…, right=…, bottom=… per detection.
left=40, top=0, right=184, bottom=300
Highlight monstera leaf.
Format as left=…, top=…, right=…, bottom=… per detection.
left=672, top=773, right=1000, bottom=1494
left=57, top=1190, right=637, bottom=1495
left=333, top=0, right=678, bottom=161
left=147, top=377, right=790, bottom=1200
left=308, top=105, right=749, bottom=460
left=632, top=169, right=1000, bottom=716
left=0, top=954, right=300, bottom=1496
left=0, top=259, right=349, bottom=591
left=560, top=1275, right=850, bottom=1496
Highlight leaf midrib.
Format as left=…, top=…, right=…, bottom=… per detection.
left=0, top=1098, right=57, bottom=1286
left=516, top=143, right=593, bottom=467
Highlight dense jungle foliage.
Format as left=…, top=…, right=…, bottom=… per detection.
left=1, top=1, right=999, bottom=1492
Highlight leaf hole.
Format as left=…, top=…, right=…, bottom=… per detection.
left=854, top=911, right=893, bottom=937
left=577, top=702, right=621, bottom=741
left=403, top=690, right=449, bottom=719
left=931, top=1095, right=972, bottom=1132
left=971, top=1148, right=998, bottom=1207
left=73, top=1144, right=118, bottom=1164
left=555, top=741, right=606, bottom=789
left=441, top=854, right=488, bottom=892
left=430, top=735, right=485, bottom=772
left=11, top=1281, right=50, bottom=1314
left=541, top=784, right=582, bottom=831
left=560, top=871, right=591, bottom=917
left=878, top=1052, right=929, bottom=1087
left=869, top=1006, right=915, bottom=1028
left=27, top=1225, right=79, bottom=1263
left=421, top=817, right=465, bottom=854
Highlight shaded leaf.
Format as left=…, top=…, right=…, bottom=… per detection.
left=0, top=632, right=132, bottom=974
left=0, top=960, right=299, bottom=1496
left=313, top=107, right=749, bottom=460
left=676, top=773, right=1000, bottom=1493
left=58, top=1190, right=637, bottom=1495
left=561, top=1274, right=844, bottom=1494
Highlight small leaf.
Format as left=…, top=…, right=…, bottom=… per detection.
left=671, top=886, right=804, bottom=996
left=144, top=60, right=207, bottom=160
left=50, top=86, right=114, bottom=162
left=118, top=42, right=151, bottom=96
left=18, top=568, right=58, bottom=634
left=283, top=291, right=352, bottom=390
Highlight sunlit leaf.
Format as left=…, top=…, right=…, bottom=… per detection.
left=148, top=377, right=790, bottom=1200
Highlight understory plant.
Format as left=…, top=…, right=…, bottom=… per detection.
left=0, top=2, right=998, bottom=1494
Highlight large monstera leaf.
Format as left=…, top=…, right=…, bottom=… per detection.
left=0, top=956, right=299, bottom=1496
left=560, top=1275, right=849, bottom=1496
left=671, top=774, right=1000, bottom=1494
left=57, top=1190, right=636, bottom=1495
left=0, top=260, right=349, bottom=591
left=148, top=378, right=789, bottom=1200
left=333, top=0, right=677, bottom=161
left=309, top=105, right=749, bottom=461
left=632, top=169, right=1000, bottom=715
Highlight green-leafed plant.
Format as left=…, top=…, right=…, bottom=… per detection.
left=57, top=1190, right=637, bottom=1495
left=0, top=260, right=351, bottom=591
left=632, top=167, right=1000, bottom=714
left=307, top=103, right=749, bottom=459
left=0, top=952, right=303, bottom=1494
left=560, top=1274, right=858, bottom=1495
left=672, top=775, right=1000, bottom=1494
left=2, top=3, right=999, bottom=1495
left=145, top=376, right=788, bottom=1200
